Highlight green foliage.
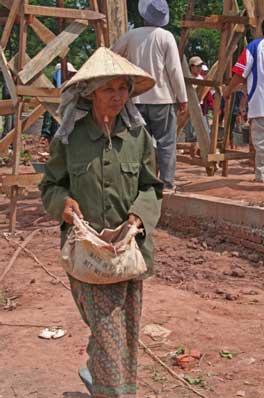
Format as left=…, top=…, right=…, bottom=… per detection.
left=0, top=0, right=247, bottom=80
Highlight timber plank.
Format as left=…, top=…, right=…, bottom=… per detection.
left=181, top=14, right=253, bottom=28
left=0, top=0, right=20, bottom=50
left=207, top=151, right=255, bottom=162
left=0, top=104, right=46, bottom=155
left=16, top=85, right=60, bottom=98
left=29, top=16, right=69, bottom=58
left=185, top=77, right=222, bottom=88
left=24, top=4, right=105, bottom=20
left=103, top=0, right=128, bottom=46
left=181, top=56, right=210, bottom=159
left=0, top=99, right=15, bottom=115
left=18, top=20, right=87, bottom=84
left=0, top=129, right=15, bottom=154
left=0, top=46, right=17, bottom=105
left=9, top=53, right=61, bottom=122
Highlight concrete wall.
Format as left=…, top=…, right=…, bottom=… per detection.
left=161, top=192, right=264, bottom=254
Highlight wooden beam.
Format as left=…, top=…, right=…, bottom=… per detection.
left=9, top=100, right=23, bottom=232
left=90, top=0, right=105, bottom=46
left=0, top=16, right=19, bottom=25
left=185, top=77, right=222, bottom=88
left=1, top=173, right=43, bottom=188
left=210, top=0, right=234, bottom=156
left=0, top=129, right=15, bottom=154
left=16, top=85, right=60, bottom=98
left=0, top=0, right=13, bottom=10
left=0, top=104, right=46, bottom=155
left=177, top=154, right=209, bottom=167
left=29, top=16, right=69, bottom=59
left=23, top=104, right=45, bottom=132
left=242, top=0, right=255, bottom=19
left=207, top=151, right=255, bottom=162
left=0, top=46, right=17, bottom=105
left=181, top=14, right=254, bottom=29
left=181, top=56, right=210, bottom=159
left=56, top=0, right=68, bottom=82
left=0, top=99, right=15, bottom=115
left=0, top=0, right=70, bottom=58
left=9, top=53, right=61, bottom=123
left=178, top=0, right=195, bottom=59
left=18, top=0, right=27, bottom=71
left=18, top=20, right=87, bottom=84
left=0, top=0, right=20, bottom=49
left=103, top=0, right=128, bottom=46
left=181, top=20, right=222, bottom=29
left=24, top=4, right=105, bottom=21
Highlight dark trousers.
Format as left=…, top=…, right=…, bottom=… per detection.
left=136, top=104, right=177, bottom=188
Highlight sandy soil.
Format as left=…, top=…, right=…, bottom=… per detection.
left=175, top=159, right=264, bottom=206
left=0, top=142, right=264, bottom=398
left=0, top=205, right=263, bottom=398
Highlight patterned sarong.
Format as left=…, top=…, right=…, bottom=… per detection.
left=69, top=276, right=143, bottom=398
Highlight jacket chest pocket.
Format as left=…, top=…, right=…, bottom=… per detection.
left=120, top=162, right=140, bottom=201
left=69, top=163, right=91, bottom=193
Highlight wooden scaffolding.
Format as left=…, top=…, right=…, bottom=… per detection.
left=0, top=0, right=127, bottom=232
left=177, top=0, right=263, bottom=176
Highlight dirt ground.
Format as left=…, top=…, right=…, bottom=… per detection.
left=0, top=154, right=264, bottom=398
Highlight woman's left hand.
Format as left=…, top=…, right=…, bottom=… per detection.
left=128, top=213, right=142, bottom=228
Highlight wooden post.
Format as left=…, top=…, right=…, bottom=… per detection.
left=90, top=0, right=105, bottom=47
left=182, top=56, right=210, bottom=159
left=57, top=0, right=68, bottom=82
left=209, top=0, right=233, bottom=158
left=9, top=0, right=27, bottom=232
left=178, top=0, right=194, bottom=59
left=99, top=0, right=128, bottom=46
left=9, top=101, right=23, bottom=232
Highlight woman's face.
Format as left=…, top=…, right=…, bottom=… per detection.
left=91, top=77, right=129, bottom=118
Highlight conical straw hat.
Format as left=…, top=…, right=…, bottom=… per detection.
left=62, top=46, right=155, bottom=97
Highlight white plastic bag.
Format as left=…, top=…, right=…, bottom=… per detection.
left=61, top=214, right=147, bottom=284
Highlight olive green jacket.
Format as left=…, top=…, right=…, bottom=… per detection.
left=40, top=113, right=163, bottom=276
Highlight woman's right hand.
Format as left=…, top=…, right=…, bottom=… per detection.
left=63, top=197, right=83, bottom=224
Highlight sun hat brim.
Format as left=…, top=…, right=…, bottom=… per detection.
left=62, top=47, right=156, bottom=97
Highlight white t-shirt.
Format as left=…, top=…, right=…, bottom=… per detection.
left=112, top=27, right=187, bottom=105
left=233, top=38, right=264, bottom=119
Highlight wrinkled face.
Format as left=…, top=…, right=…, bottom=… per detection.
left=91, top=77, right=129, bottom=118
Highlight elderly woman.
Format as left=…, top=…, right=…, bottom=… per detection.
left=40, top=47, right=163, bottom=398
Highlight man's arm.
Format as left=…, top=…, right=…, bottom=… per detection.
left=224, top=74, right=246, bottom=101
left=164, top=32, right=188, bottom=105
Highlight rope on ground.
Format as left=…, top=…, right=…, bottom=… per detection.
left=2, top=233, right=70, bottom=291
left=139, top=339, right=209, bottom=398
left=0, top=229, right=39, bottom=283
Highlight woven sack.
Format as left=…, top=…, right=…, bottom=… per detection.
left=61, top=214, right=147, bottom=284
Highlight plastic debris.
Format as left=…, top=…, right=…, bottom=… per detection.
left=39, top=327, right=66, bottom=339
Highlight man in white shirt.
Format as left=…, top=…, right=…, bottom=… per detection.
left=224, top=37, right=264, bottom=182
left=113, top=0, right=188, bottom=190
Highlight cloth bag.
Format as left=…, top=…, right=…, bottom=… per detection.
left=61, top=214, right=147, bottom=284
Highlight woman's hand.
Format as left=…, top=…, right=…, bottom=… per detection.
left=128, top=213, right=142, bottom=228
left=63, top=197, right=83, bottom=224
